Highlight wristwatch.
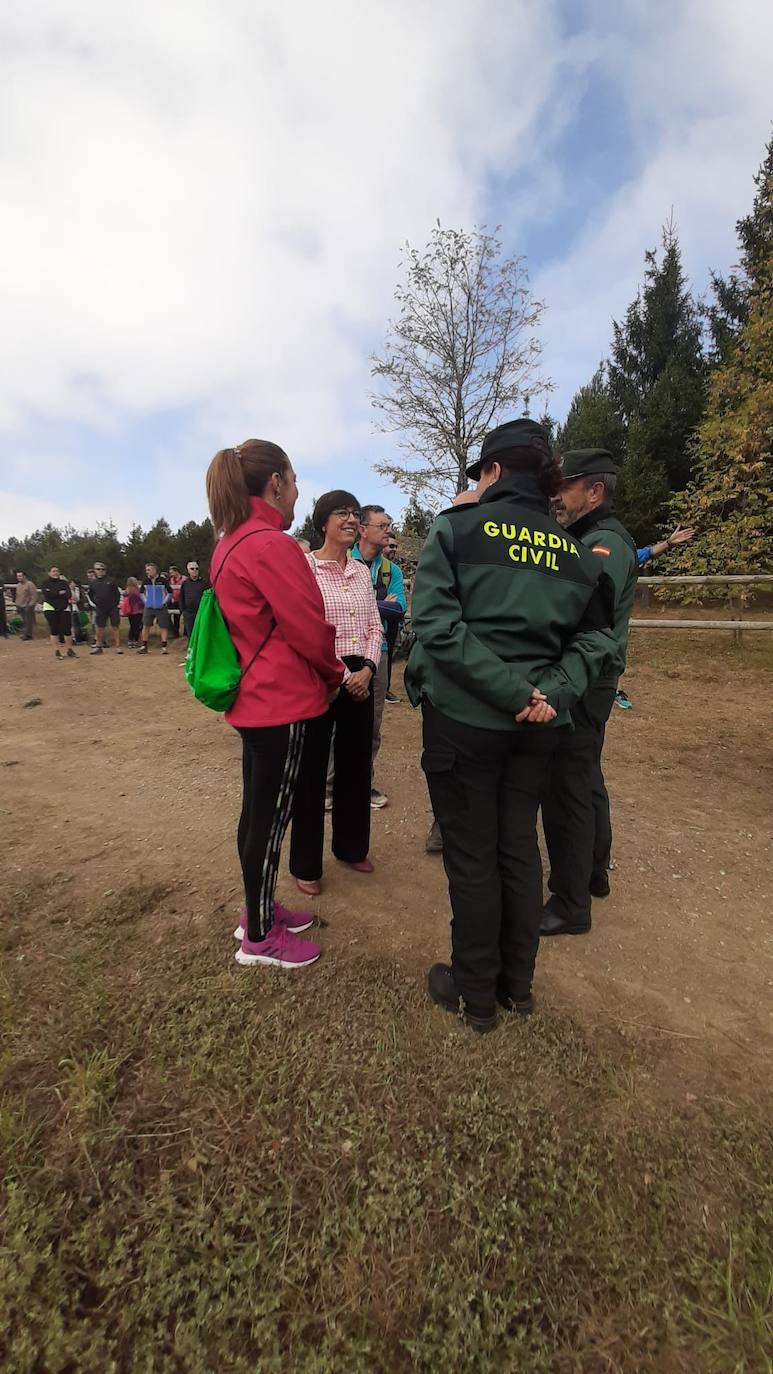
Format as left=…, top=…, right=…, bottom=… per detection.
left=363, top=658, right=377, bottom=675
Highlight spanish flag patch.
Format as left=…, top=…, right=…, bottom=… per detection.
left=592, top=545, right=611, bottom=556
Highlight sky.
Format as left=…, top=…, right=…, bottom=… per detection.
left=0, top=0, right=770, bottom=541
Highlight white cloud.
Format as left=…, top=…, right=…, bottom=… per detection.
left=0, top=489, right=135, bottom=542
left=537, top=0, right=773, bottom=416
left=0, top=0, right=564, bottom=458
left=0, top=0, right=770, bottom=535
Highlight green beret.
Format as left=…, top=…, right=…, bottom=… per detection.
left=466, top=417, right=551, bottom=482
left=560, top=449, right=617, bottom=481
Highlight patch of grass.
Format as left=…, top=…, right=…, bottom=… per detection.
left=1, top=885, right=771, bottom=1373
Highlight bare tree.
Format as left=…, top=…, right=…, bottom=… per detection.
left=370, top=225, right=550, bottom=502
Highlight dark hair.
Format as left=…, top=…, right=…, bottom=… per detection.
left=482, top=443, right=563, bottom=499
left=312, top=490, right=361, bottom=535
left=360, top=504, right=387, bottom=526
left=207, top=439, right=290, bottom=535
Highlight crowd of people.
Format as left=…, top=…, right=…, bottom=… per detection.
left=4, top=430, right=692, bottom=1033
left=188, top=430, right=690, bottom=1031
left=2, top=560, right=211, bottom=656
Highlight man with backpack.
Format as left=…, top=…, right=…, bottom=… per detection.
left=352, top=505, right=406, bottom=808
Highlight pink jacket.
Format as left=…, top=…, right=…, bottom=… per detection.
left=210, top=497, right=344, bottom=728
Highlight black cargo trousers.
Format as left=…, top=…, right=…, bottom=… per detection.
left=542, top=684, right=617, bottom=925
left=421, top=700, right=566, bottom=1006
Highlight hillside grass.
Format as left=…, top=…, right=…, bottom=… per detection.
left=1, top=879, right=771, bottom=1373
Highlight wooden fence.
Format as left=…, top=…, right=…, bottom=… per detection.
left=633, top=574, right=773, bottom=641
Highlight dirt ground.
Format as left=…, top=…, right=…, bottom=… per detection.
left=2, top=627, right=771, bottom=1100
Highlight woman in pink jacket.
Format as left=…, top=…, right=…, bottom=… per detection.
left=207, top=439, right=344, bottom=970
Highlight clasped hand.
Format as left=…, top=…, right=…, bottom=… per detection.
left=344, top=666, right=373, bottom=702
left=515, top=689, right=556, bottom=724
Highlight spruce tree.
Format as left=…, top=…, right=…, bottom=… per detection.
left=671, top=149, right=772, bottom=574
left=609, top=221, right=705, bottom=529
left=556, top=363, right=625, bottom=459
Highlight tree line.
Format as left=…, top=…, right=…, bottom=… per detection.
left=4, top=137, right=770, bottom=581
left=370, top=137, right=773, bottom=567
left=0, top=517, right=215, bottom=587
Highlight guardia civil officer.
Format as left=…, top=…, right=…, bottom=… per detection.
left=405, top=419, right=616, bottom=1033
left=540, top=450, right=637, bottom=937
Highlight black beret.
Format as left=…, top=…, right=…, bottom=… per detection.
left=312, top=490, right=361, bottom=534
left=466, top=417, right=551, bottom=482
left=559, top=449, right=617, bottom=481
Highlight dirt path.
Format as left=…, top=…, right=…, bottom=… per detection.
left=2, top=631, right=771, bottom=1097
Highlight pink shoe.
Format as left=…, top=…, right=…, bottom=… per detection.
left=338, top=858, right=374, bottom=874
left=233, top=901, right=314, bottom=941
left=235, top=927, right=321, bottom=969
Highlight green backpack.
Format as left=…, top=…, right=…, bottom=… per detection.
left=185, top=531, right=275, bottom=712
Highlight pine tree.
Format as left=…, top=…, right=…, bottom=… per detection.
left=609, top=221, right=705, bottom=531
left=703, top=135, right=773, bottom=365
left=671, top=149, right=772, bottom=574
left=556, top=363, right=625, bottom=459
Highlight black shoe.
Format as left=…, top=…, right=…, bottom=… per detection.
left=540, top=908, right=591, bottom=937
left=385, top=690, right=401, bottom=704
left=496, top=981, right=535, bottom=1016
left=66, top=648, right=77, bottom=658
left=425, top=819, right=443, bottom=854
left=427, top=963, right=496, bottom=1034
left=589, top=872, right=610, bottom=898
left=137, top=644, right=148, bottom=654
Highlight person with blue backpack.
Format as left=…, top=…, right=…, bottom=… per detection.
left=204, top=438, right=345, bottom=971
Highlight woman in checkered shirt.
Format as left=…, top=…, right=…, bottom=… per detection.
left=289, top=491, right=383, bottom=895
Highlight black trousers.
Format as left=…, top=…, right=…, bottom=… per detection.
left=290, top=659, right=373, bottom=881
left=183, top=609, right=198, bottom=638
left=422, top=701, right=564, bottom=1005
left=236, top=722, right=306, bottom=942
left=542, top=684, right=616, bottom=925
left=127, top=613, right=143, bottom=644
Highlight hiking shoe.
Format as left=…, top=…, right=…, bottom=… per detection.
left=370, top=787, right=388, bottom=809
left=614, top=688, right=633, bottom=710
left=385, top=690, right=401, bottom=704
left=66, top=648, right=77, bottom=658
left=234, top=901, right=315, bottom=941
left=54, top=649, right=63, bottom=658
left=115, top=648, right=123, bottom=655
left=161, top=646, right=168, bottom=655
left=235, top=927, right=321, bottom=968
left=427, top=963, right=496, bottom=1034
left=90, top=646, right=103, bottom=655
left=540, top=908, right=591, bottom=937
left=425, top=819, right=443, bottom=853
left=589, top=871, right=610, bottom=899
left=137, top=644, right=148, bottom=654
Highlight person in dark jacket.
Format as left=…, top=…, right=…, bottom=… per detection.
left=41, top=566, right=77, bottom=658
left=89, top=562, right=122, bottom=655
left=540, top=450, right=638, bottom=936
left=179, top=560, right=209, bottom=637
left=405, top=418, right=615, bottom=1033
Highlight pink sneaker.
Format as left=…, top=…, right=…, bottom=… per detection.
left=235, top=927, right=321, bottom=969
left=233, top=901, right=314, bottom=941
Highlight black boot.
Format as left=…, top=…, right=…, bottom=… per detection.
left=540, top=905, right=591, bottom=937
left=496, top=979, right=535, bottom=1016
left=589, top=871, right=610, bottom=898
left=427, top=963, right=496, bottom=1034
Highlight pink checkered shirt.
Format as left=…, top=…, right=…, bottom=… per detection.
left=307, top=554, right=383, bottom=669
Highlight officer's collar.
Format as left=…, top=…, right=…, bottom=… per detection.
left=477, top=471, right=548, bottom=514
left=568, top=498, right=615, bottom=539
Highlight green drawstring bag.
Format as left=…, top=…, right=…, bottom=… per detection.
left=185, top=530, right=274, bottom=713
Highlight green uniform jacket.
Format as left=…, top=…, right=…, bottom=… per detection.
left=404, top=473, right=617, bottom=731
left=543, top=502, right=637, bottom=695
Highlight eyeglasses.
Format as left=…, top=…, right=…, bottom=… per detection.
left=331, top=507, right=361, bottom=520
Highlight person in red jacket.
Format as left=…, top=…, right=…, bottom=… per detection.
left=207, top=438, right=345, bottom=971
